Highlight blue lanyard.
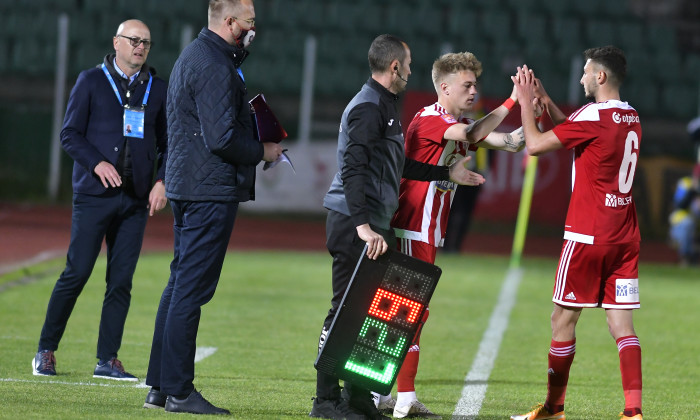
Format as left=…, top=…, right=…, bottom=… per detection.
left=237, top=67, right=244, bottom=82
left=101, top=63, right=152, bottom=107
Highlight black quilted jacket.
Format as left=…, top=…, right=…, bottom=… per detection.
left=164, top=28, right=263, bottom=202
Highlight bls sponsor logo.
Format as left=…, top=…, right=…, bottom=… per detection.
left=612, top=112, right=640, bottom=125
left=605, top=193, right=632, bottom=207
left=615, top=278, right=639, bottom=303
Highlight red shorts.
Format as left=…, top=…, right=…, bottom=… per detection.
left=554, top=240, right=640, bottom=309
left=396, top=238, right=437, bottom=264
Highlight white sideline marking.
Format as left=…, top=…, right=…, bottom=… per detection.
left=194, top=346, right=217, bottom=362
left=0, top=377, right=148, bottom=388
left=4, top=346, right=219, bottom=388
left=0, top=250, right=64, bottom=279
left=452, top=268, right=523, bottom=419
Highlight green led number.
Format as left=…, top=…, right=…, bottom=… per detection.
left=359, top=318, right=406, bottom=357
left=344, top=359, right=397, bottom=384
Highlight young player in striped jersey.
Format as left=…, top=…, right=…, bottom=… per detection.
left=375, top=52, right=536, bottom=419
left=510, top=46, right=643, bottom=420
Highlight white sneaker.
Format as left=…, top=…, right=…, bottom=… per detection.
left=393, top=399, right=441, bottom=419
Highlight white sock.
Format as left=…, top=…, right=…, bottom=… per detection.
left=396, top=391, right=417, bottom=407
left=371, top=392, right=392, bottom=406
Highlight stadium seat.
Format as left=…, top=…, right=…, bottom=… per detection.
left=515, top=12, right=548, bottom=45
left=624, top=50, right=653, bottom=84
left=326, top=0, right=382, bottom=35
left=683, top=53, right=700, bottom=83
left=445, top=5, right=478, bottom=38
left=385, top=4, right=421, bottom=39
left=523, top=42, right=554, bottom=70
left=597, top=0, right=629, bottom=18
left=413, top=3, right=443, bottom=38
left=616, top=21, right=646, bottom=52
left=479, top=10, right=512, bottom=45
left=0, top=40, right=7, bottom=73
left=503, top=0, right=542, bottom=15
left=646, top=23, right=676, bottom=53
left=622, top=77, right=657, bottom=117
left=552, top=16, right=582, bottom=50
left=538, top=0, right=573, bottom=16
left=661, top=83, right=698, bottom=120
left=584, top=19, right=617, bottom=47
left=654, top=51, right=683, bottom=83
left=11, top=38, right=55, bottom=75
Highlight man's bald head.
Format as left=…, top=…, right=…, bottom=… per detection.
left=116, top=19, right=150, bottom=37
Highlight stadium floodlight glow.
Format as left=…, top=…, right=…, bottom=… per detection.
left=315, top=246, right=441, bottom=395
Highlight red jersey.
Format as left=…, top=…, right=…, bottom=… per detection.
left=552, top=100, right=641, bottom=245
left=391, top=102, right=473, bottom=247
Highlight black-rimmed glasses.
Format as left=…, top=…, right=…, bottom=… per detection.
left=117, top=35, right=152, bottom=49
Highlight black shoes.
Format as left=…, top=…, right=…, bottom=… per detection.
left=143, top=388, right=167, bottom=409
left=309, top=397, right=367, bottom=419
left=346, top=396, right=391, bottom=420
left=309, top=396, right=390, bottom=420
left=165, top=389, right=230, bottom=415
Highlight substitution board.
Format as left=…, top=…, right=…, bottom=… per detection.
left=315, top=245, right=441, bottom=395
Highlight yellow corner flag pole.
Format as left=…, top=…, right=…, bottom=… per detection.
left=509, top=154, right=538, bottom=269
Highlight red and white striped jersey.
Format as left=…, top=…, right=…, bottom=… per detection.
left=391, top=102, right=473, bottom=247
left=552, top=100, right=641, bottom=244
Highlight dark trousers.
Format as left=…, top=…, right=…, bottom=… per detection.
left=38, top=191, right=148, bottom=360
left=443, top=185, right=481, bottom=253
left=145, top=199, right=238, bottom=397
left=316, top=210, right=396, bottom=400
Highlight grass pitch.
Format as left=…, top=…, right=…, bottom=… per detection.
left=0, top=251, right=697, bottom=419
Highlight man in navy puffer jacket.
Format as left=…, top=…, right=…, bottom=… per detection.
left=143, top=0, right=283, bottom=415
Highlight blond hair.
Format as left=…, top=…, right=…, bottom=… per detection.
left=431, top=52, right=482, bottom=92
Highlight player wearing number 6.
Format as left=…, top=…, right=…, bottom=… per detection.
left=510, top=46, right=643, bottom=420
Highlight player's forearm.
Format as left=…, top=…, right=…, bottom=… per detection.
left=520, top=102, right=546, bottom=156
left=482, top=128, right=525, bottom=152
left=504, top=127, right=526, bottom=152
left=466, top=98, right=515, bottom=142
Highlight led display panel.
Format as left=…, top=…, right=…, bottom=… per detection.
left=315, top=245, right=441, bottom=395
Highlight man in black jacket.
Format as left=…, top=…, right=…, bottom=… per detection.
left=32, top=18, right=167, bottom=382
left=142, top=0, right=283, bottom=415
left=311, top=34, right=485, bottom=420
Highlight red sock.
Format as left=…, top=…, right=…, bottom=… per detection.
left=617, top=335, right=642, bottom=415
left=396, top=344, right=419, bottom=392
left=545, top=339, right=575, bottom=413
left=396, top=308, right=429, bottom=392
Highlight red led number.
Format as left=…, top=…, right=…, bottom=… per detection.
left=368, top=288, right=423, bottom=323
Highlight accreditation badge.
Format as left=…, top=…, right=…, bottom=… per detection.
left=123, top=107, right=145, bottom=138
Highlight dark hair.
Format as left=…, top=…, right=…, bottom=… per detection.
left=368, top=34, right=407, bottom=74
left=584, top=45, right=627, bottom=86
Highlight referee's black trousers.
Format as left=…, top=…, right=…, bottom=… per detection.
left=316, top=210, right=396, bottom=400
